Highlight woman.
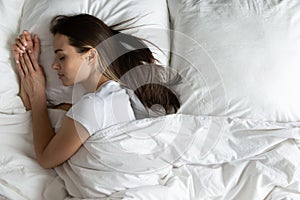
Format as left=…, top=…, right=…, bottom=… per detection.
left=12, top=14, right=180, bottom=169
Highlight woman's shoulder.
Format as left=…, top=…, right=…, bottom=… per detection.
left=97, top=80, right=122, bottom=94
left=95, top=80, right=129, bottom=100
left=78, top=80, right=128, bottom=104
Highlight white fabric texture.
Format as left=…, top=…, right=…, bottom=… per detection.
left=53, top=112, right=300, bottom=199
left=168, top=0, right=300, bottom=122
left=1, top=109, right=300, bottom=199
left=0, top=110, right=67, bottom=200
left=0, top=0, right=26, bottom=114
left=66, top=81, right=136, bottom=136
left=19, top=0, right=170, bottom=105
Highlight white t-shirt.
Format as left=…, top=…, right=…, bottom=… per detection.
left=66, top=80, right=138, bottom=136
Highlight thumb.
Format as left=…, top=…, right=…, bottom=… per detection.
left=12, top=45, right=20, bottom=62
left=39, top=65, right=46, bottom=77
left=33, top=34, right=41, bottom=55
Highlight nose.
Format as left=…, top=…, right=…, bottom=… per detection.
left=52, top=59, right=60, bottom=70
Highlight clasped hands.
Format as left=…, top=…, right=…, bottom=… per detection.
left=12, top=30, right=46, bottom=109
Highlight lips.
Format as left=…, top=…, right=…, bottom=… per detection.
left=58, top=73, right=64, bottom=79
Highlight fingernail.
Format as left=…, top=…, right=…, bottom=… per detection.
left=24, top=42, right=27, bottom=46
left=15, top=60, right=19, bottom=64
left=28, top=50, right=32, bottom=54
left=22, top=47, right=26, bottom=50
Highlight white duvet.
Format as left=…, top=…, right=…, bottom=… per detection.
left=1, top=110, right=300, bottom=199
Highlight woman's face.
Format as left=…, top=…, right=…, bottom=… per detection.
left=52, top=34, right=91, bottom=86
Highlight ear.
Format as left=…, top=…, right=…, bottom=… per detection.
left=86, top=48, right=97, bottom=63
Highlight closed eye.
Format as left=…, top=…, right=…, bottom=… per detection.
left=59, top=56, right=65, bottom=61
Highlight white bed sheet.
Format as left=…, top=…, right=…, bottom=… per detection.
left=0, top=110, right=67, bottom=200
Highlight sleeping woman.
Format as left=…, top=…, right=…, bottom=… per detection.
left=12, top=14, right=180, bottom=169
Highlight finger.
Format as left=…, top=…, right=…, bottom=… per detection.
left=39, top=65, right=46, bottom=77
left=24, top=30, right=34, bottom=50
left=16, top=61, right=25, bottom=78
left=12, top=45, right=20, bottom=61
left=15, top=38, right=26, bottom=53
left=14, top=39, right=25, bottom=54
left=33, top=34, right=41, bottom=55
left=27, top=49, right=40, bottom=71
left=19, top=34, right=28, bottom=48
left=13, top=52, right=20, bottom=63
left=24, top=52, right=35, bottom=73
left=23, top=30, right=31, bottom=42
left=19, top=54, right=29, bottom=75
left=14, top=57, right=20, bottom=65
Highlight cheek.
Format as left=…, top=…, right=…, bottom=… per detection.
left=70, top=59, right=90, bottom=82
left=58, top=60, right=77, bottom=84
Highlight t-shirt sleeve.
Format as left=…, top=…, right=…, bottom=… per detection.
left=66, top=94, right=104, bottom=136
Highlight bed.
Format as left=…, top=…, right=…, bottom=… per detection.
left=1, top=0, right=300, bottom=199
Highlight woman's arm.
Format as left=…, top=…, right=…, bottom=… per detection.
left=19, top=83, right=31, bottom=110
left=30, top=91, right=56, bottom=166
left=18, top=50, right=89, bottom=169
left=53, top=103, right=72, bottom=111
left=31, top=95, right=89, bottom=168
left=31, top=97, right=89, bottom=168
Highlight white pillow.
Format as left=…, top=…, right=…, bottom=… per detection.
left=168, top=0, right=300, bottom=122
left=20, top=0, right=170, bottom=105
left=0, top=0, right=25, bottom=114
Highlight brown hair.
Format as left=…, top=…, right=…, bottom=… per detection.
left=50, top=14, right=181, bottom=114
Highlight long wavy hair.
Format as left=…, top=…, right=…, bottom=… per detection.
left=50, top=14, right=181, bottom=114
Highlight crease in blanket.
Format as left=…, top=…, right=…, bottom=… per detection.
left=0, top=194, right=9, bottom=200
left=0, top=179, right=29, bottom=200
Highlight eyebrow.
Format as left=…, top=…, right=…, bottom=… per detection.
left=54, top=49, right=63, bottom=54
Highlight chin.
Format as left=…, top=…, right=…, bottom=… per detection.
left=61, top=80, right=73, bottom=87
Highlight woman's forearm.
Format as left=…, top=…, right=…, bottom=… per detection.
left=30, top=94, right=55, bottom=166
left=20, top=84, right=31, bottom=110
